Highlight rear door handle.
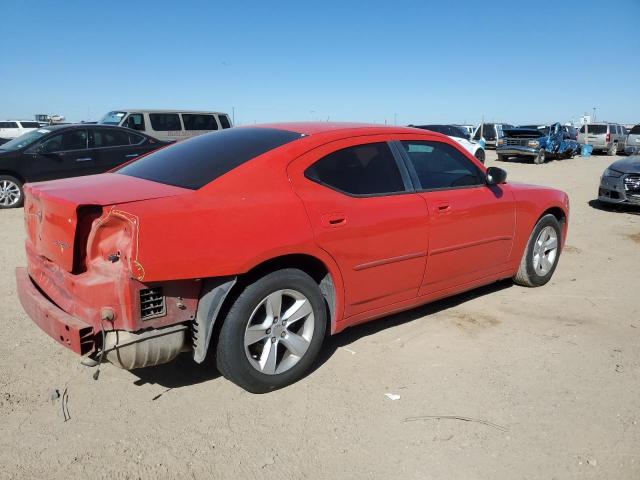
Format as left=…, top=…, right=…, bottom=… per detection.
left=436, top=202, right=451, bottom=213
left=125, top=154, right=139, bottom=158
left=76, top=157, right=92, bottom=162
left=321, top=213, right=347, bottom=228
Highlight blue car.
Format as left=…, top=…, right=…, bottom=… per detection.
left=497, top=123, right=580, bottom=164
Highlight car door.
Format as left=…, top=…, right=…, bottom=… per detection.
left=396, top=138, right=515, bottom=295
left=288, top=137, right=429, bottom=318
left=27, top=128, right=93, bottom=181
left=90, top=128, right=150, bottom=172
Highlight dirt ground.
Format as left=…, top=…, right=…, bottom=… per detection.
left=1, top=150, right=639, bottom=479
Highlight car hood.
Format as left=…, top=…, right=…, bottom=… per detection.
left=608, top=156, right=640, bottom=173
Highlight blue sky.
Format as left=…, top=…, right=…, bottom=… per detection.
left=1, top=0, right=639, bottom=126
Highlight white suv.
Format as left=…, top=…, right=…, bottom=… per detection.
left=0, top=121, right=41, bottom=141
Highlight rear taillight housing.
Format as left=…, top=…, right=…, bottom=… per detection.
left=606, top=133, right=611, bottom=142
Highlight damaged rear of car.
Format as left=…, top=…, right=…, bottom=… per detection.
left=497, top=123, right=579, bottom=164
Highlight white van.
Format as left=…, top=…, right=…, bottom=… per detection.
left=0, top=120, right=41, bottom=140
left=98, top=110, right=232, bottom=142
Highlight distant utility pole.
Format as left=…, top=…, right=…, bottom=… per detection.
left=232, top=106, right=235, bottom=124
left=593, top=107, right=596, bottom=122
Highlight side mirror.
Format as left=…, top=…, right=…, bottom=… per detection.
left=486, top=166, right=507, bottom=185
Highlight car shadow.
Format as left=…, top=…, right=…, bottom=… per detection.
left=310, top=279, right=514, bottom=374
left=588, top=199, right=640, bottom=215
left=128, top=280, right=514, bottom=391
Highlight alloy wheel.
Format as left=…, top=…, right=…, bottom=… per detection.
left=244, top=289, right=315, bottom=375
left=0, top=180, right=21, bottom=207
left=532, top=226, right=558, bottom=275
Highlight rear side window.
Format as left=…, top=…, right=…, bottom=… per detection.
left=305, top=143, right=405, bottom=196
left=219, top=115, right=231, bottom=129
left=0, top=122, right=18, bottom=128
left=149, top=113, right=182, bottom=131
left=91, top=129, right=133, bottom=147
left=630, top=125, right=640, bottom=134
left=19, top=122, right=40, bottom=128
left=182, top=114, right=218, bottom=131
left=117, top=127, right=303, bottom=189
left=401, top=141, right=483, bottom=190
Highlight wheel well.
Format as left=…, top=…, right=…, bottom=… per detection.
left=541, top=207, right=566, bottom=230
left=0, top=171, right=25, bottom=184
left=201, top=254, right=337, bottom=361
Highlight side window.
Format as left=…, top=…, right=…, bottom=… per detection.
left=41, top=130, right=87, bottom=152
left=149, top=113, right=182, bottom=131
left=0, top=122, right=18, bottom=128
left=218, top=115, right=231, bottom=129
left=125, top=113, right=145, bottom=131
left=305, top=142, right=406, bottom=196
left=400, top=141, right=483, bottom=190
left=19, top=122, right=40, bottom=128
left=91, top=129, right=132, bottom=148
left=128, top=132, right=145, bottom=144
left=182, top=114, right=218, bottom=131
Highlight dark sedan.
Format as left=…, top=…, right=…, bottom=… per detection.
left=0, top=124, right=167, bottom=208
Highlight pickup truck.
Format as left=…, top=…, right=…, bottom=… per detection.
left=497, top=123, right=580, bottom=164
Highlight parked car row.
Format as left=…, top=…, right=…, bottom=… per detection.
left=409, top=124, right=485, bottom=163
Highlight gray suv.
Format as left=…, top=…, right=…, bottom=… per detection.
left=625, top=124, right=640, bottom=155
left=577, top=123, right=627, bottom=155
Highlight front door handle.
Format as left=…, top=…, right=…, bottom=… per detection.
left=76, top=157, right=92, bottom=162
left=321, top=213, right=347, bottom=228
left=125, top=154, right=139, bottom=158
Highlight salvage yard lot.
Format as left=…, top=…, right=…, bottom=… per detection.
left=1, top=151, right=639, bottom=479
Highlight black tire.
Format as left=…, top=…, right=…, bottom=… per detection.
left=513, top=214, right=562, bottom=287
left=607, top=143, right=618, bottom=156
left=216, top=268, right=327, bottom=393
left=534, top=149, right=546, bottom=164
left=497, top=154, right=507, bottom=162
left=0, top=175, right=24, bottom=209
left=474, top=149, right=486, bottom=164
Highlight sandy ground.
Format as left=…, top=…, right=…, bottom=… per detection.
left=0, top=150, right=639, bottom=479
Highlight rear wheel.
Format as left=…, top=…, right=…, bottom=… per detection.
left=534, top=149, right=546, bottom=164
left=0, top=175, right=23, bottom=209
left=216, top=269, right=327, bottom=393
left=474, top=149, right=485, bottom=164
left=513, top=214, right=562, bottom=287
left=607, top=142, right=618, bottom=156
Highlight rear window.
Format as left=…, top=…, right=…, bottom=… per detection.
left=182, top=114, right=218, bottom=131
left=117, top=127, right=303, bottom=189
left=149, top=113, right=182, bottom=131
left=19, top=122, right=40, bottom=128
left=580, top=124, right=607, bottom=134
left=0, top=122, right=18, bottom=128
left=630, top=125, right=640, bottom=135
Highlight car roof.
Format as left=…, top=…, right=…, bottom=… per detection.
left=253, top=122, right=429, bottom=137
left=38, top=123, right=140, bottom=132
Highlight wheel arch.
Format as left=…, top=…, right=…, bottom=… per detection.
left=0, top=170, right=25, bottom=184
left=193, top=252, right=344, bottom=364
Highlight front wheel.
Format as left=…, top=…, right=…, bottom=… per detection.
left=513, top=214, right=562, bottom=287
left=0, top=175, right=24, bottom=209
left=497, top=154, right=507, bottom=162
left=216, top=269, right=327, bottom=393
left=534, top=149, right=546, bottom=164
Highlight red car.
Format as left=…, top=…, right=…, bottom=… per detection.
left=16, top=123, right=569, bottom=392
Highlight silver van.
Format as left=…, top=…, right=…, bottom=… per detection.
left=577, top=123, right=626, bottom=155
left=472, top=123, right=513, bottom=149
left=99, top=110, right=232, bottom=142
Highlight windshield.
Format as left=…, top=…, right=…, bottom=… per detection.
left=99, top=111, right=127, bottom=125
left=0, top=129, right=51, bottom=151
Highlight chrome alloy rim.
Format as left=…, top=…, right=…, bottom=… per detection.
left=244, top=289, right=315, bottom=375
left=532, top=226, right=558, bottom=275
left=0, top=180, right=21, bottom=207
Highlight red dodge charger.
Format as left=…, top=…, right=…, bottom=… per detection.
left=16, top=123, right=569, bottom=392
